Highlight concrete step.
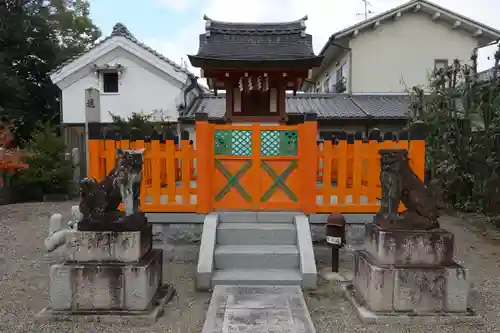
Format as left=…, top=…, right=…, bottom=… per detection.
left=216, top=222, right=296, bottom=245
left=219, top=212, right=298, bottom=223
left=211, top=269, right=302, bottom=287
left=214, top=245, right=299, bottom=269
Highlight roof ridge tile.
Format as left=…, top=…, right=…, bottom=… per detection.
left=49, top=23, right=196, bottom=79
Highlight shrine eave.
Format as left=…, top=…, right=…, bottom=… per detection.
left=188, top=55, right=324, bottom=70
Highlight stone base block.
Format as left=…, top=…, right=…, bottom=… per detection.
left=365, top=223, right=454, bottom=266
left=353, top=251, right=470, bottom=313
left=35, top=284, right=174, bottom=326
left=64, top=224, right=152, bottom=262
left=50, top=249, right=162, bottom=311
left=341, top=283, right=479, bottom=325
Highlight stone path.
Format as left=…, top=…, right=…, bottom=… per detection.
left=202, top=285, right=316, bottom=333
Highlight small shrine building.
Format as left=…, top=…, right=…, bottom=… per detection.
left=188, top=15, right=324, bottom=123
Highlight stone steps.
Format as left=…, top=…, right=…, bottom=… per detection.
left=196, top=213, right=317, bottom=290
left=211, top=269, right=302, bottom=286
left=212, top=219, right=303, bottom=287
left=214, top=245, right=299, bottom=269
left=216, top=222, right=296, bottom=245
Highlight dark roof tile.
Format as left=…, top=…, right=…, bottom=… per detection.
left=286, top=94, right=367, bottom=118
left=184, top=93, right=412, bottom=120
left=190, top=16, right=320, bottom=62
left=49, top=23, right=195, bottom=79
left=350, top=95, right=413, bottom=119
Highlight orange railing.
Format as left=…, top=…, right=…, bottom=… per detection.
left=88, top=139, right=197, bottom=212
left=86, top=120, right=426, bottom=214
left=315, top=138, right=425, bottom=213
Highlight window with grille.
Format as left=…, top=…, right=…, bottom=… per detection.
left=103, top=72, right=119, bottom=93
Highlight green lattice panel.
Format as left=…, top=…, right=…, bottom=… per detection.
left=260, top=130, right=298, bottom=156
left=214, top=130, right=252, bottom=156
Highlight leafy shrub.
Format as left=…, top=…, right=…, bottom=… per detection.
left=410, top=46, right=500, bottom=220
left=10, top=122, right=74, bottom=202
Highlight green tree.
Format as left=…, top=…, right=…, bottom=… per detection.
left=411, top=45, right=500, bottom=220
left=0, top=0, right=101, bottom=144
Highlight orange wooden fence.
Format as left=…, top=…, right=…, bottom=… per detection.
left=88, top=139, right=197, bottom=212
left=86, top=120, right=425, bottom=214
left=315, top=138, right=425, bottom=213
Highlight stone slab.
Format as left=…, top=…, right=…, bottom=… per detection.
left=353, top=251, right=470, bottom=313
left=197, top=214, right=218, bottom=291
left=202, top=285, right=316, bottom=333
left=147, top=213, right=375, bottom=225
left=364, top=223, right=455, bottom=266
left=295, top=215, right=317, bottom=289
left=147, top=213, right=206, bottom=223
left=35, top=284, right=174, bottom=326
left=341, top=283, right=480, bottom=325
left=64, top=224, right=152, bottom=262
left=50, top=249, right=163, bottom=311
left=218, top=212, right=302, bottom=223
left=309, top=214, right=375, bottom=224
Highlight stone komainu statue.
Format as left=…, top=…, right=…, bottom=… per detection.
left=78, top=148, right=145, bottom=225
left=375, top=149, right=443, bottom=230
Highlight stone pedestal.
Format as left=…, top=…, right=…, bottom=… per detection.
left=36, top=218, right=174, bottom=325
left=344, top=223, right=477, bottom=324
left=64, top=224, right=153, bottom=262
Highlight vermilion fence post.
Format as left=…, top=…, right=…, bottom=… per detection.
left=299, top=112, right=318, bottom=214
left=195, top=112, right=213, bottom=213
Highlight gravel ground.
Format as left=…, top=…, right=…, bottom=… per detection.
left=0, top=201, right=210, bottom=333
left=307, top=215, right=500, bottom=333
left=1, top=202, right=500, bottom=332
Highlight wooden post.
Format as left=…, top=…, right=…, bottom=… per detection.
left=84, top=88, right=101, bottom=177
left=195, top=112, right=213, bottom=213
left=299, top=112, right=318, bottom=214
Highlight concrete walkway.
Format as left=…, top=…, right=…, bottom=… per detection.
left=202, top=285, right=316, bottom=333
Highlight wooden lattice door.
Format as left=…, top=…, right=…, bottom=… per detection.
left=212, top=125, right=301, bottom=211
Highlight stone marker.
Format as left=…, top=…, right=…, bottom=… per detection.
left=36, top=147, right=174, bottom=325
left=343, top=148, right=478, bottom=324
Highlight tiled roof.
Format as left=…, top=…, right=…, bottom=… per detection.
left=285, top=94, right=367, bottom=118
left=183, top=93, right=413, bottom=120
left=49, top=23, right=195, bottom=78
left=191, top=15, right=320, bottom=61
left=319, top=0, right=500, bottom=56
left=349, top=95, right=413, bottom=119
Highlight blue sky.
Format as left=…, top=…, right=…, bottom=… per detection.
left=88, top=0, right=500, bottom=75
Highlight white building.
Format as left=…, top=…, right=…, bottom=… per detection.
left=306, top=0, right=500, bottom=94
left=49, top=23, right=202, bottom=176
left=49, top=23, right=196, bottom=125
